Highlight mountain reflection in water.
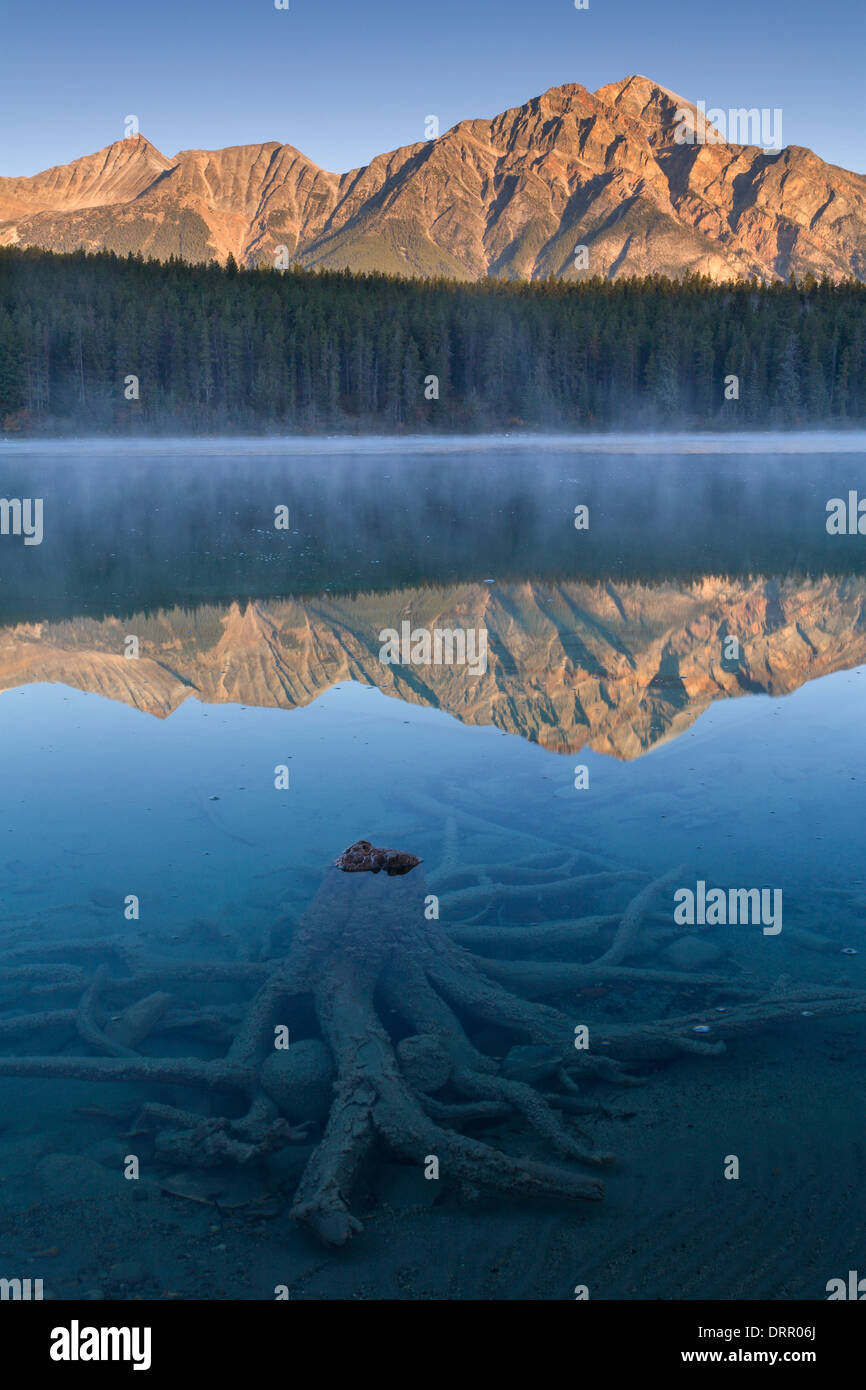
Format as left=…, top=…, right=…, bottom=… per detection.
left=2, top=572, right=865, bottom=757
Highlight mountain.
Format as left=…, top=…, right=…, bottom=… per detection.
left=2, top=76, right=865, bottom=282
left=2, top=575, right=865, bottom=758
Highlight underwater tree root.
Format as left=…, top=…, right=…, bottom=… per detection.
left=1, top=861, right=865, bottom=1245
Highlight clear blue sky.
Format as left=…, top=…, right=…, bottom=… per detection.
left=1, top=0, right=864, bottom=177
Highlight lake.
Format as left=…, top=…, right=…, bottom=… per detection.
left=1, top=435, right=865, bottom=1301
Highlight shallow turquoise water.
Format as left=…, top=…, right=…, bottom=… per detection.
left=1, top=670, right=865, bottom=962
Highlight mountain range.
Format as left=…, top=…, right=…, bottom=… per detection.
left=2, top=76, right=865, bottom=283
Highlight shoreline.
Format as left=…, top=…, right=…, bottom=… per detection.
left=3, top=429, right=866, bottom=456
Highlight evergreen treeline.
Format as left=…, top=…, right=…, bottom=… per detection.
left=1, top=246, right=864, bottom=433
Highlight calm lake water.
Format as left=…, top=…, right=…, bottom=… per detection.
left=1, top=435, right=865, bottom=1301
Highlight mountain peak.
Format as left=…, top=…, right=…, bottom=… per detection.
left=599, top=73, right=684, bottom=100
left=0, top=135, right=174, bottom=222
left=594, top=74, right=692, bottom=134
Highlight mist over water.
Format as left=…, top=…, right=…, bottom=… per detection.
left=2, top=435, right=866, bottom=622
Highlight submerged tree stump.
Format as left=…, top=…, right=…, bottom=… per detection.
left=2, top=848, right=866, bottom=1245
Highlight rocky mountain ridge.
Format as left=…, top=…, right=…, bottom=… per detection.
left=3, top=76, right=864, bottom=282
